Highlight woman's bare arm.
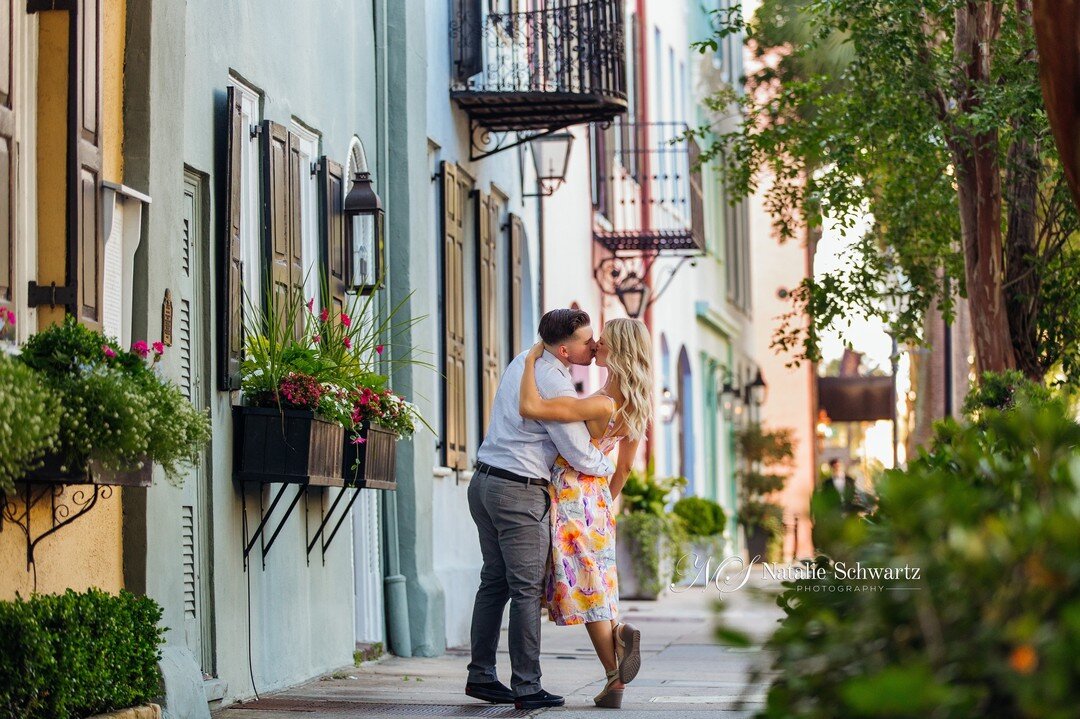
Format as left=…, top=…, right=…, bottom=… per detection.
left=609, top=436, right=641, bottom=499
left=519, top=342, right=613, bottom=423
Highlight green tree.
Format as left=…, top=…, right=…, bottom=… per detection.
left=697, top=0, right=1080, bottom=382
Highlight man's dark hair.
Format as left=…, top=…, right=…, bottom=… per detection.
left=538, top=308, right=590, bottom=345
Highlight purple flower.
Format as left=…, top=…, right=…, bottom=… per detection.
left=583, top=497, right=593, bottom=527
left=562, top=558, right=577, bottom=587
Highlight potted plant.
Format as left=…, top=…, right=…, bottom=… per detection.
left=615, top=464, right=687, bottom=599
left=735, top=423, right=794, bottom=563
left=10, top=316, right=210, bottom=488
left=671, top=495, right=727, bottom=586
left=236, top=288, right=428, bottom=488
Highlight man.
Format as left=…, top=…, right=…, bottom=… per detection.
left=465, top=309, right=616, bottom=710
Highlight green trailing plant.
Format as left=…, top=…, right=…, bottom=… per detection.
left=720, top=381, right=1080, bottom=717
left=618, top=463, right=689, bottom=595
left=0, top=352, right=61, bottom=495
left=620, top=462, right=687, bottom=516
left=16, top=317, right=210, bottom=484
left=0, top=589, right=164, bottom=719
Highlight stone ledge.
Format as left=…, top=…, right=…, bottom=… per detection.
left=88, top=703, right=162, bottom=719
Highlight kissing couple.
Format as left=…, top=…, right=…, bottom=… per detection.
left=465, top=308, right=654, bottom=710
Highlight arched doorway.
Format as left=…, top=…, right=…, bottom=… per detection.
left=660, top=334, right=674, bottom=477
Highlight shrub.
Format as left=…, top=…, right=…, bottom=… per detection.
left=672, top=496, right=727, bottom=537
left=0, top=589, right=164, bottom=719
left=0, top=354, right=61, bottom=495
left=732, top=387, right=1080, bottom=718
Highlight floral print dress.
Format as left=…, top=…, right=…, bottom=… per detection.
left=543, top=398, right=623, bottom=626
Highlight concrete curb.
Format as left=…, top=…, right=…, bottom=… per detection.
left=88, top=703, right=162, bottom=719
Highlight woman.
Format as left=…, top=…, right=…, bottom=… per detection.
left=519, top=317, right=653, bottom=709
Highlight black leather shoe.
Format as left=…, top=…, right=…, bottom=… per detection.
left=465, top=680, right=515, bottom=704
left=515, top=690, right=565, bottom=710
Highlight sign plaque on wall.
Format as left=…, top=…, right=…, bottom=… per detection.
left=162, top=289, right=174, bottom=347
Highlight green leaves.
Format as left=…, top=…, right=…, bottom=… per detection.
left=0, top=354, right=60, bottom=495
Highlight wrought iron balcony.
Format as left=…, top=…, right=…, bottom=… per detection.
left=451, top=0, right=627, bottom=158
left=593, top=121, right=706, bottom=254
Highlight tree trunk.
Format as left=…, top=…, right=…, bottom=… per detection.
left=952, top=3, right=1018, bottom=376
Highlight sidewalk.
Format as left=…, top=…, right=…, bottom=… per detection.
left=215, top=571, right=784, bottom=719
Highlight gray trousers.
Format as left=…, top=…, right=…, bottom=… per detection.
left=466, top=467, right=551, bottom=696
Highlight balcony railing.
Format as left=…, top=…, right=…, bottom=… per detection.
left=451, top=0, right=627, bottom=135
left=593, top=121, right=706, bottom=254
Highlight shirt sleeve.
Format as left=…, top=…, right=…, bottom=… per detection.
left=535, top=364, right=616, bottom=477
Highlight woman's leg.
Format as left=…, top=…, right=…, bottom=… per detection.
left=585, top=620, right=624, bottom=689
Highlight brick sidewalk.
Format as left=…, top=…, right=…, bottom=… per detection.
left=215, top=570, right=785, bottom=718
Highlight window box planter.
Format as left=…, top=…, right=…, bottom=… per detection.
left=233, top=406, right=344, bottom=486
left=342, top=421, right=398, bottom=490
left=22, top=452, right=153, bottom=487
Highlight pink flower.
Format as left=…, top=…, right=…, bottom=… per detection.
left=152, top=341, right=165, bottom=355
left=319, top=308, right=330, bottom=322
left=102, top=345, right=117, bottom=359
left=306, top=298, right=315, bottom=314
left=351, top=436, right=366, bottom=445
left=312, top=334, right=322, bottom=344
left=343, top=337, right=352, bottom=350
left=340, top=313, right=352, bottom=327
left=4, top=309, right=15, bottom=325
left=132, top=340, right=150, bottom=358
left=375, top=344, right=384, bottom=355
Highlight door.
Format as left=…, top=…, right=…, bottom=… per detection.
left=179, top=172, right=215, bottom=674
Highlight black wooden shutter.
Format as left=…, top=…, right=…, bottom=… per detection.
left=219, top=86, right=245, bottom=390
left=261, top=121, right=291, bottom=336
left=0, top=0, right=13, bottom=322
left=318, top=157, right=347, bottom=316
left=477, top=191, right=500, bottom=436
left=508, top=213, right=525, bottom=357
left=441, top=161, right=469, bottom=470
left=72, top=0, right=103, bottom=329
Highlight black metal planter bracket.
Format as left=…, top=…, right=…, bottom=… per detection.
left=242, top=482, right=306, bottom=570
left=1, top=482, right=113, bottom=575
left=305, top=486, right=363, bottom=564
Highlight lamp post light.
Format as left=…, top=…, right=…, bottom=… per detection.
left=720, top=378, right=739, bottom=422
left=343, top=170, right=385, bottom=294
left=614, top=275, right=649, bottom=318
left=747, top=369, right=767, bottom=409
left=659, top=386, right=679, bottom=424
left=528, top=132, right=574, bottom=196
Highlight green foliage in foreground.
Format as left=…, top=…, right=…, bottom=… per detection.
left=0, top=589, right=164, bottom=719
left=723, top=380, right=1080, bottom=717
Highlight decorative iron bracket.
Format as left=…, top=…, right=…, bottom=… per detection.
left=305, top=487, right=363, bottom=565
left=1, top=482, right=113, bottom=576
left=240, top=482, right=306, bottom=570
left=593, top=253, right=693, bottom=315
left=469, top=120, right=566, bottom=162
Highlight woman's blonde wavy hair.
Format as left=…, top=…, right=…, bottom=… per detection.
left=602, top=318, right=653, bottom=440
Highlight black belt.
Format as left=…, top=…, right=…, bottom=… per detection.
left=475, top=462, right=550, bottom=488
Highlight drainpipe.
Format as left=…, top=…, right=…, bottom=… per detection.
left=375, top=0, right=412, bottom=658
left=636, top=0, right=656, bottom=464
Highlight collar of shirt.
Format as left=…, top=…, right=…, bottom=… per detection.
left=541, top=349, right=572, bottom=379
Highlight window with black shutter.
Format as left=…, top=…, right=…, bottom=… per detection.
left=441, top=161, right=471, bottom=471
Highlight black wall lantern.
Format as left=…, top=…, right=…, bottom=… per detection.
left=343, top=170, right=384, bottom=294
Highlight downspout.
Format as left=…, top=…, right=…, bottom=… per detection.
left=374, top=0, right=412, bottom=658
